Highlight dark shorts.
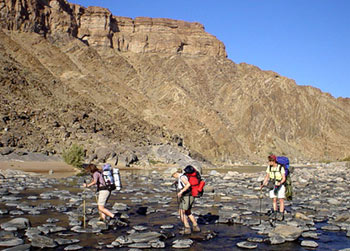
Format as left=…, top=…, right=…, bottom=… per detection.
left=179, top=195, right=195, bottom=210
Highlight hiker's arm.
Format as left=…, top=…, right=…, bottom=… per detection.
left=261, top=173, right=270, bottom=188
left=177, top=177, right=191, bottom=197
left=84, top=175, right=97, bottom=188
left=85, top=179, right=97, bottom=188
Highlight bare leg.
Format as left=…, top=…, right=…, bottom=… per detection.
left=272, top=198, right=278, bottom=211
left=98, top=205, right=114, bottom=220
left=188, top=214, right=198, bottom=226
left=279, top=198, right=285, bottom=213
left=179, top=209, right=190, bottom=228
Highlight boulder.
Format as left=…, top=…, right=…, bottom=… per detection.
left=269, top=224, right=302, bottom=241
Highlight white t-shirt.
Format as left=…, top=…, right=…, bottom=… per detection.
left=178, top=174, right=188, bottom=190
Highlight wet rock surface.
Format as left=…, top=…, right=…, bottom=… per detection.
left=0, top=164, right=350, bottom=250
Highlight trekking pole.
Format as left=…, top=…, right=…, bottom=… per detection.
left=83, top=179, right=87, bottom=228
left=259, top=181, right=263, bottom=225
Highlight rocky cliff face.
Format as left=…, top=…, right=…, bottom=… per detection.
left=0, top=0, right=349, bottom=164
left=0, top=0, right=226, bottom=57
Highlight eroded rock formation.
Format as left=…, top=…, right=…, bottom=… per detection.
left=0, top=0, right=349, bottom=164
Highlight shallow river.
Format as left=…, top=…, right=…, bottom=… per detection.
left=0, top=166, right=350, bottom=250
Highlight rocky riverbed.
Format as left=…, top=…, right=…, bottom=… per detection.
left=0, top=163, right=350, bottom=250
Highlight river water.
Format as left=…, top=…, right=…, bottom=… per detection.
left=1, top=166, right=350, bottom=250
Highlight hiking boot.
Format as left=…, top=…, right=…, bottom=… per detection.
left=277, top=212, right=284, bottom=221
left=269, top=211, right=277, bottom=220
left=193, top=225, right=201, bottom=232
left=109, top=218, right=128, bottom=227
left=179, top=227, right=191, bottom=235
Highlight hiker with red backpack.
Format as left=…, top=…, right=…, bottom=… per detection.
left=260, top=155, right=286, bottom=221
left=83, top=164, right=117, bottom=222
left=172, top=165, right=203, bottom=235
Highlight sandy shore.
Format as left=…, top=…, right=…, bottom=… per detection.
left=0, top=160, right=80, bottom=178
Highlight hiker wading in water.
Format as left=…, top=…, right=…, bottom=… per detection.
left=83, top=164, right=116, bottom=222
left=172, top=168, right=201, bottom=235
left=261, top=155, right=286, bottom=221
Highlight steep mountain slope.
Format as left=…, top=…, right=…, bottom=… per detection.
left=0, top=0, right=349, bottom=163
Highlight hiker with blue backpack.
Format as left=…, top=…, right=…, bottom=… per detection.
left=83, top=163, right=118, bottom=222
left=260, top=155, right=287, bottom=221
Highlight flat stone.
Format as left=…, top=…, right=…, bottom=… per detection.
left=236, top=241, right=258, bottom=249
left=247, top=237, right=264, bottom=243
left=64, top=245, right=83, bottom=250
left=128, top=231, right=162, bottom=243
left=269, top=224, right=302, bottom=241
left=321, top=225, right=341, bottom=231
left=30, top=235, right=57, bottom=248
left=1, top=218, right=31, bottom=230
left=172, top=239, right=194, bottom=249
left=133, top=225, right=148, bottom=231
left=128, top=243, right=152, bottom=249
left=113, top=236, right=133, bottom=245
left=0, top=237, right=24, bottom=247
left=55, top=238, right=80, bottom=245
left=301, top=240, right=318, bottom=248
left=302, top=231, right=319, bottom=239
left=151, top=240, right=165, bottom=248
left=160, top=224, right=174, bottom=229
left=2, top=244, right=31, bottom=251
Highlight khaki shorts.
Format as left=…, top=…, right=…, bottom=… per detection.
left=269, top=185, right=285, bottom=199
left=97, top=190, right=111, bottom=206
left=179, top=194, right=195, bottom=210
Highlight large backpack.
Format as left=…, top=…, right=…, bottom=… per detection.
left=102, top=164, right=122, bottom=191
left=183, top=165, right=205, bottom=198
left=276, top=156, right=293, bottom=200
left=276, top=156, right=290, bottom=176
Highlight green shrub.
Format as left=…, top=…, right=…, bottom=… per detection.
left=62, top=144, right=85, bottom=169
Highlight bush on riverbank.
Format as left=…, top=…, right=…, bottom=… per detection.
left=62, top=144, right=84, bottom=169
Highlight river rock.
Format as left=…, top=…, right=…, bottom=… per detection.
left=128, top=242, right=151, bottom=249
left=269, top=234, right=285, bottom=245
left=30, top=235, right=57, bottom=248
left=64, top=244, right=83, bottom=250
left=1, top=218, right=31, bottom=230
left=112, top=235, right=133, bottom=246
left=321, top=225, right=341, bottom=231
left=236, top=241, right=258, bottom=249
left=133, top=225, right=148, bottom=231
left=55, top=238, right=80, bottom=245
left=151, top=240, right=165, bottom=248
left=0, top=237, right=24, bottom=247
left=172, top=239, right=193, bottom=249
left=112, top=202, right=129, bottom=211
left=2, top=244, right=31, bottom=251
left=129, top=231, right=162, bottom=243
left=302, top=231, right=319, bottom=239
left=269, top=224, right=302, bottom=241
left=301, top=240, right=318, bottom=248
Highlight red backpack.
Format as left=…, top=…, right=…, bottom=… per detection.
left=184, top=165, right=205, bottom=198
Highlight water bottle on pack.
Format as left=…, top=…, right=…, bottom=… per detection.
left=112, top=167, right=122, bottom=191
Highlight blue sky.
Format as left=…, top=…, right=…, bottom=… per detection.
left=70, top=0, right=350, bottom=98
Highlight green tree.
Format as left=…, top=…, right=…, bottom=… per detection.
left=62, top=144, right=85, bottom=169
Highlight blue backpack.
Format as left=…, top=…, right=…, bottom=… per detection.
left=276, top=156, right=290, bottom=176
